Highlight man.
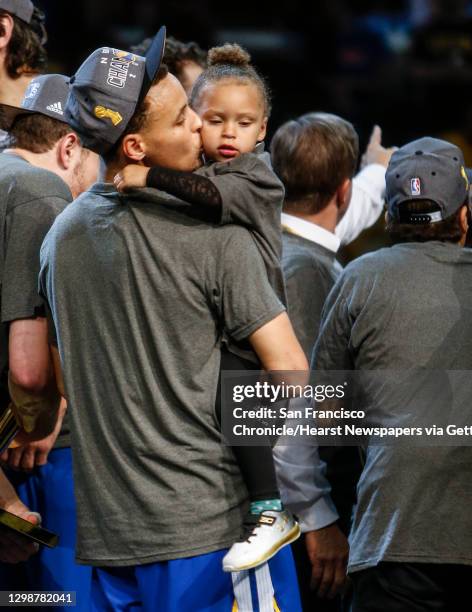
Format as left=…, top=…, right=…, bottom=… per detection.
left=271, top=113, right=363, bottom=610
left=313, top=137, right=472, bottom=611
left=0, top=73, right=99, bottom=605
left=39, top=30, right=307, bottom=611
left=0, top=0, right=50, bottom=563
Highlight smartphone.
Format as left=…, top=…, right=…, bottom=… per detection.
left=0, top=508, right=59, bottom=548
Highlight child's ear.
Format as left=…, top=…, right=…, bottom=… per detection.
left=257, top=117, right=268, bottom=143
left=122, top=133, right=146, bottom=162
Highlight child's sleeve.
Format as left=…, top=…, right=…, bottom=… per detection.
left=145, top=166, right=223, bottom=222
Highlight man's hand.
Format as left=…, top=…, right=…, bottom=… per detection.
left=0, top=472, right=41, bottom=563
left=361, top=125, right=396, bottom=169
left=114, top=165, right=150, bottom=192
left=1, top=399, right=66, bottom=471
left=305, top=523, right=349, bottom=599
left=1, top=428, right=59, bottom=472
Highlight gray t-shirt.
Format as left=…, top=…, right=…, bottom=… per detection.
left=138, top=145, right=285, bottom=364
left=39, top=183, right=285, bottom=566
left=313, top=241, right=472, bottom=571
left=0, top=152, right=71, bottom=446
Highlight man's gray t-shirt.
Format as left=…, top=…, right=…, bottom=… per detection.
left=39, top=183, right=285, bottom=566
left=0, top=153, right=71, bottom=446
left=313, top=241, right=472, bottom=571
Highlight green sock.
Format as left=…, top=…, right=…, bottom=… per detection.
left=250, top=499, right=283, bottom=515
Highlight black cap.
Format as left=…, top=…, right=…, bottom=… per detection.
left=64, top=26, right=166, bottom=155
left=386, top=137, right=471, bottom=224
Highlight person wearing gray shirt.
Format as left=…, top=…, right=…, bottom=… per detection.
left=271, top=112, right=363, bottom=610
left=0, top=74, right=99, bottom=608
left=313, top=137, right=472, bottom=611
left=39, top=33, right=307, bottom=611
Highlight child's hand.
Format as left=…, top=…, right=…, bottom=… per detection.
left=114, top=165, right=150, bottom=192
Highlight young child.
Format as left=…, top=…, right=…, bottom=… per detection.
left=114, top=44, right=300, bottom=572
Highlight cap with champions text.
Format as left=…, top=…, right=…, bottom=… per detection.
left=64, top=26, right=166, bottom=155
left=0, top=73, right=70, bottom=131
left=386, top=137, right=472, bottom=224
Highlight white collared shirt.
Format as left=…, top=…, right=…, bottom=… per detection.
left=281, top=213, right=341, bottom=253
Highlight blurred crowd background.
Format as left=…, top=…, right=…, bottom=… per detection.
left=36, top=0, right=472, bottom=260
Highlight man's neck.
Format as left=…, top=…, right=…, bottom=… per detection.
left=4, top=147, right=58, bottom=176
left=283, top=199, right=339, bottom=234
left=0, top=66, right=37, bottom=107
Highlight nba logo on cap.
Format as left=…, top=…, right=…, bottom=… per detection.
left=411, top=177, right=421, bottom=196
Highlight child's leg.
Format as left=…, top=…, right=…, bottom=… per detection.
left=217, top=346, right=280, bottom=509
left=217, top=346, right=301, bottom=572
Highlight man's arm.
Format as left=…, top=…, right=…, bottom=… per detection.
left=8, top=319, right=60, bottom=439
left=9, top=318, right=51, bottom=393
left=335, top=125, right=395, bottom=245
left=248, top=311, right=308, bottom=372
left=2, top=322, right=65, bottom=470
left=3, top=194, right=68, bottom=441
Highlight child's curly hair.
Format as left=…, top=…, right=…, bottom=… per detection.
left=190, top=43, right=271, bottom=117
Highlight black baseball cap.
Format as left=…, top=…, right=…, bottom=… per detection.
left=386, top=137, right=472, bottom=224
left=0, top=74, right=70, bottom=131
left=64, top=26, right=166, bottom=155
left=0, top=0, right=34, bottom=23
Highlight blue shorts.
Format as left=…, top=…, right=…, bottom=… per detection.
left=0, top=447, right=92, bottom=611
left=91, top=546, right=301, bottom=612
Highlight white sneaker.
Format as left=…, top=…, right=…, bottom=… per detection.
left=222, top=509, right=301, bottom=572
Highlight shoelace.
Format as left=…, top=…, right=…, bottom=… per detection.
left=240, top=515, right=266, bottom=543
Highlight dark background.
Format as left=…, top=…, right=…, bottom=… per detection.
left=34, top=0, right=472, bottom=256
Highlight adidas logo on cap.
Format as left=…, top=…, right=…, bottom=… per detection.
left=46, top=101, right=63, bottom=115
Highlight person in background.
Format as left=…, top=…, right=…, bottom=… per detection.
left=272, top=112, right=363, bottom=611
left=0, top=74, right=99, bottom=609
left=132, top=34, right=206, bottom=94
left=314, top=137, right=472, bottom=611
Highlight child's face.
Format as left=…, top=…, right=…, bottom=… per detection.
left=196, top=81, right=267, bottom=163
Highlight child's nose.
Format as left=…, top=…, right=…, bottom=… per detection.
left=222, top=123, right=236, bottom=137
